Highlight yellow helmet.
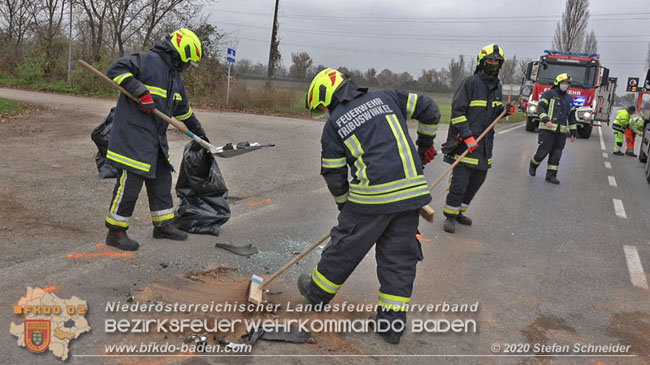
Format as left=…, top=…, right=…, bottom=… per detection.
left=554, top=73, right=572, bottom=85
left=170, top=28, right=202, bottom=65
left=306, top=68, right=344, bottom=113
left=476, top=43, right=504, bottom=66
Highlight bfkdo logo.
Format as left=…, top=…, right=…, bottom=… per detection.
left=10, top=287, right=91, bottom=361
left=25, top=320, right=51, bottom=353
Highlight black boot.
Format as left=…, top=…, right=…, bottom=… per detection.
left=297, top=274, right=324, bottom=307
left=545, top=174, right=560, bottom=185
left=153, top=223, right=188, bottom=240
left=529, top=161, right=538, bottom=176
left=613, top=151, right=624, bottom=156
left=456, top=213, right=472, bottom=226
left=443, top=216, right=456, bottom=233
left=106, top=230, right=140, bottom=251
left=626, top=151, right=638, bottom=157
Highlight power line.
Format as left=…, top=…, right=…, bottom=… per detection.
left=215, top=20, right=650, bottom=44
left=211, top=8, right=650, bottom=23
left=237, top=36, right=647, bottom=66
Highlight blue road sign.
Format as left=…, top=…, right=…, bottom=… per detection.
left=227, top=48, right=236, bottom=63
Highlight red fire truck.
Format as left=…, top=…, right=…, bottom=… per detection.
left=519, top=50, right=616, bottom=139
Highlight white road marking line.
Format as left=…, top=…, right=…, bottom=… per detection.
left=497, top=122, right=526, bottom=135
left=623, top=245, right=649, bottom=289
left=604, top=161, right=612, bottom=169
left=602, top=152, right=608, bottom=158
left=613, top=199, right=627, bottom=218
left=597, top=122, right=606, bottom=151
left=608, top=176, right=617, bottom=187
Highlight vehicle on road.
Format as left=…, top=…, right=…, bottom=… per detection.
left=518, top=50, right=616, bottom=139
left=639, top=116, right=650, bottom=183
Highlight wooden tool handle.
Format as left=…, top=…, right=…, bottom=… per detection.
left=77, top=59, right=215, bottom=152
left=261, top=232, right=331, bottom=289
left=428, top=108, right=508, bottom=192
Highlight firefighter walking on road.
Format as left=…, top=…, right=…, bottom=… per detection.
left=528, top=73, right=578, bottom=184
left=442, top=44, right=514, bottom=234
left=298, top=68, right=441, bottom=344
left=103, top=28, right=208, bottom=251
left=612, top=106, right=636, bottom=156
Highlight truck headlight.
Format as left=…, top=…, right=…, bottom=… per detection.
left=527, top=105, right=537, bottom=114
left=577, top=109, right=593, bottom=120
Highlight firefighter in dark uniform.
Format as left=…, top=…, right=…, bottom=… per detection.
left=528, top=73, right=578, bottom=184
left=297, top=68, right=440, bottom=344
left=442, top=44, right=513, bottom=234
left=104, top=28, right=207, bottom=251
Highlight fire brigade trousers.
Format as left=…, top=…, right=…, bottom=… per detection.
left=304, top=208, right=423, bottom=328
left=613, top=130, right=624, bottom=152
left=443, top=164, right=488, bottom=218
left=105, top=155, right=174, bottom=231
left=531, top=130, right=567, bottom=178
left=625, top=128, right=636, bottom=152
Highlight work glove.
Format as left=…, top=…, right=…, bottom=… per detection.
left=138, top=92, right=155, bottom=114
left=506, top=102, right=516, bottom=116
left=464, top=136, right=478, bottom=153
left=441, top=134, right=463, bottom=156
left=418, top=144, right=437, bottom=167
left=192, top=126, right=209, bottom=142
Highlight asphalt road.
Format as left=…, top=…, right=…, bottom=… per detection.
left=0, top=89, right=649, bottom=364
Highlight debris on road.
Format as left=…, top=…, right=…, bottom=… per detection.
left=214, top=242, right=259, bottom=257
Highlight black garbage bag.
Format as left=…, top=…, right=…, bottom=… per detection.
left=175, top=141, right=231, bottom=235
left=91, top=107, right=118, bottom=179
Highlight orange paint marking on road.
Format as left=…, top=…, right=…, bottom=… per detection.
left=416, top=233, right=432, bottom=243
left=247, top=198, right=272, bottom=207
left=42, top=286, right=60, bottom=292
left=95, top=243, right=107, bottom=249
left=66, top=252, right=132, bottom=259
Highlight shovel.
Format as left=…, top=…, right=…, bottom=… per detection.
left=78, top=60, right=273, bottom=158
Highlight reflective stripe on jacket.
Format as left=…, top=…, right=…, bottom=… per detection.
left=321, top=83, right=441, bottom=214
left=106, top=40, right=202, bottom=178
left=537, top=87, right=577, bottom=135
left=443, top=73, right=503, bottom=171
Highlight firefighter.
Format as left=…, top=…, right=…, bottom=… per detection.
left=623, top=115, right=644, bottom=157
left=103, top=28, right=207, bottom=251
left=612, top=106, right=635, bottom=156
left=442, top=44, right=514, bottom=234
left=528, top=73, right=578, bottom=184
left=297, top=68, right=441, bottom=344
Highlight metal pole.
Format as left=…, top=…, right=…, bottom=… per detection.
left=67, top=0, right=73, bottom=84
left=226, top=62, right=231, bottom=106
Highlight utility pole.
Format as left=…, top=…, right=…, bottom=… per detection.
left=265, top=0, right=280, bottom=89
left=67, top=0, right=73, bottom=84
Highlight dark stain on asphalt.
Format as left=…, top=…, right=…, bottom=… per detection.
left=521, top=313, right=577, bottom=347
left=606, top=311, right=650, bottom=359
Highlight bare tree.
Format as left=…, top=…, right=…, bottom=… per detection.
left=137, top=0, right=204, bottom=50
left=448, top=55, right=467, bottom=90
left=500, top=53, right=519, bottom=85
left=265, top=0, right=280, bottom=87
left=552, top=0, right=590, bottom=52
left=0, top=0, right=32, bottom=47
left=76, top=0, right=110, bottom=62
left=29, top=0, right=67, bottom=77
left=289, top=52, right=312, bottom=80
left=584, top=30, right=597, bottom=54
left=106, top=0, right=147, bottom=56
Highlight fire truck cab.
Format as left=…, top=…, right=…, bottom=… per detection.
left=519, top=50, right=616, bottom=139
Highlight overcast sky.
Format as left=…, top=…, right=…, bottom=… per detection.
left=206, top=0, right=649, bottom=94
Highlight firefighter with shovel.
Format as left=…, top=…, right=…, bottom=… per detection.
left=103, top=28, right=207, bottom=251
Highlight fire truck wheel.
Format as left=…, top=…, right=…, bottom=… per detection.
left=578, top=125, right=592, bottom=139
left=525, top=117, right=537, bottom=132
